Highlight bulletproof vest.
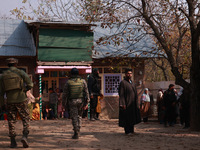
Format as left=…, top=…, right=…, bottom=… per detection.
left=2, top=69, right=23, bottom=91
left=68, top=78, right=84, bottom=99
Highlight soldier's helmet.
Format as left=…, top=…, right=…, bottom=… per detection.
left=6, top=58, right=18, bottom=64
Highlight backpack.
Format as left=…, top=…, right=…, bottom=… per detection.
left=2, top=69, right=23, bottom=91
left=68, top=78, right=84, bottom=99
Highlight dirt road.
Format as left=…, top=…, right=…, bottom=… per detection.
left=0, top=119, right=200, bottom=150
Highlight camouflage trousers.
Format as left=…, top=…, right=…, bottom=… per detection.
left=7, top=101, right=30, bottom=137
left=68, top=99, right=83, bottom=132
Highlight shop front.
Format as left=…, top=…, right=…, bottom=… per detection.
left=35, top=65, right=91, bottom=101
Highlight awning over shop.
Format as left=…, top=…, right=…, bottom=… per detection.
left=35, top=66, right=92, bottom=74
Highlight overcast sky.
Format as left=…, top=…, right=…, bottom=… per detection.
left=0, top=0, right=37, bottom=18
left=0, top=0, right=21, bottom=16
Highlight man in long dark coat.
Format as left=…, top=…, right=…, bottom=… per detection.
left=178, top=88, right=190, bottom=128
left=88, top=68, right=102, bottom=121
left=118, top=68, right=141, bottom=135
left=163, top=84, right=177, bottom=127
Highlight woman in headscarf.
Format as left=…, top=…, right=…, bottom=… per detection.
left=157, top=89, right=164, bottom=124
left=140, top=88, right=151, bottom=122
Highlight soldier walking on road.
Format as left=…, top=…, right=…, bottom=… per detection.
left=62, top=68, right=90, bottom=139
left=0, top=58, right=33, bottom=148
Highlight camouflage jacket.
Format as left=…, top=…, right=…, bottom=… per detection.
left=62, top=76, right=90, bottom=107
left=0, top=67, right=33, bottom=107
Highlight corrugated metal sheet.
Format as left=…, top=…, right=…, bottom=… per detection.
left=38, top=28, right=93, bottom=62
left=0, top=19, right=36, bottom=56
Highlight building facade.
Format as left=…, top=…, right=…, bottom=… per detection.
left=27, top=21, right=94, bottom=101
left=0, top=19, right=38, bottom=96
left=1, top=19, right=153, bottom=119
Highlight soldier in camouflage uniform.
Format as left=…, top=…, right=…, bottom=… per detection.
left=62, top=68, right=90, bottom=139
left=0, top=58, right=33, bottom=148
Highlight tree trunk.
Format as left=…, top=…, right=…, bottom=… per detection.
left=190, top=71, right=200, bottom=131
left=190, top=32, right=200, bottom=131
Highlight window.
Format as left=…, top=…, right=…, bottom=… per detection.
left=104, top=74, right=121, bottom=96
left=50, top=71, right=58, bottom=77
left=42, top=71, right=49, bottom=77
left=51, top=80, right=57, bottom=90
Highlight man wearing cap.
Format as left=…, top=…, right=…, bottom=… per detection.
left=62, top=68, right=90, bottom=139
left=0, top=58, right=33, bottom=148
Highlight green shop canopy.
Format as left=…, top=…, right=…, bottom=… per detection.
left=38, top=28, right=93, bottom=62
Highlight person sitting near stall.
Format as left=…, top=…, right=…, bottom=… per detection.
left=32, top=103, right=40, bottom=120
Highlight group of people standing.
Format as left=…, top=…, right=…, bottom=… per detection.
left=0, top=57, right=191, bottom=148
left=42, top=88, right=64, bottom=120
left=118, top=68, right=190, bottom=136
left=0, top=58, right=103, bottom=148
left=156, top=84, right=190, bottom=128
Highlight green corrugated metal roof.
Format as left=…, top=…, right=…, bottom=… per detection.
left=38, top=48, right=92, bottom=61
left=38, top=28, right=93, bottom=61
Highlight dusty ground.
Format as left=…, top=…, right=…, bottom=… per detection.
left=0, top=118, right=200, bottom=150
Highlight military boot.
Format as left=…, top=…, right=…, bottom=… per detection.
left=10, top=137, right=17, bottom=148
left=21, top=134, right=29, bottom=148
left=72, top=131, right=79, bottom=139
